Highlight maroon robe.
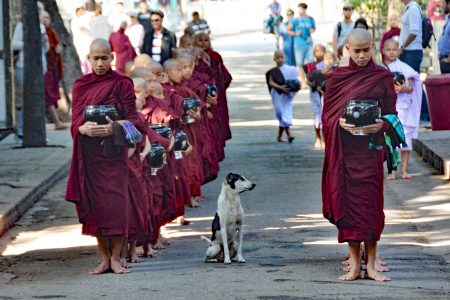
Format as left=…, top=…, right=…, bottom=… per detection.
left=109, top=28, right=137, bottom=75
left=322, top=58, right=397, bottom=243
left=163, top=83, right=206, bottom=197
left=44, top=26, right=63, bottom=108
left=205, top=48, right=233, bottom=142
left=66, top=69, right=142, bottom=237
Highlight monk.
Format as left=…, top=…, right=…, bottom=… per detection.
left=195, top=33, right=232, bottom=143
left=322, top=29, right=396, bottom=282
left=162, top=59, right=205, bottom=207
left=134, top=53, right=153, bottom=68
left=109, top=21, right=137, bottom=75
left=40, top=10, right=68, bottom=130
left=179, top=34, right=195, bottom=50
left=66, top=38, right=143, bottom=275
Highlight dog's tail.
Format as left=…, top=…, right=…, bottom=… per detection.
left=200, top=236, right=212, bottom=245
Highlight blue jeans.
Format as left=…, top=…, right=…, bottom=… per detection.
left=294, top=44, right=314, bottom=67
left=400, top=50, right=430, bottom=121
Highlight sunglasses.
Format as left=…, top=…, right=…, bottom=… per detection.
left=151, top=18, right=161, bottom=22
left=343, top=8, right=353, bottom=11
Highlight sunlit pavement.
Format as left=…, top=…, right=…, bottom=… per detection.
left=1, top=32, right=449, bottom=299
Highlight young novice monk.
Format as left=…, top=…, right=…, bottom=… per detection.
left=322, top=29, right=396, bottom=282
left=383, top=39, right=422, bottom=180
left=266, top=50, right=299, bottom=143
left=66, top=38, right=144, bottom=275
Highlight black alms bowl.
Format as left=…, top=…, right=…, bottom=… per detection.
left=148, top=123, right=173, bottom=140
left=344, top=100, right=381, bottom=127
left=392, top=72, right=405, bottom=85
left=182, top=97, right=201, bottom=124
left=205, top=84, right=217, bottom=97
left=149, top=142, right=167, bottom=170
left=83, top=105, right=118, bottom=125
left=174, top=130, right=188, bottom=151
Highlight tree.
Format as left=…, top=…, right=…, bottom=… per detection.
left=349, top=0, right=389, bottom=41
left=41, top=0, right=82, bottom=104
left=22, top=0, right=46, bottom=146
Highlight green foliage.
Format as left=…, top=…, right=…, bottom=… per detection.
left=346, top=0, right=389, bottom=41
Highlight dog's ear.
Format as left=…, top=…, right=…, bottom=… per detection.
left=226, top=173, right=236, bottom=189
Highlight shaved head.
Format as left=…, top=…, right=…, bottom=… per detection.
left=130, top=67, right=154, bottom=83
left=383, top=38, right=399, bottom=49
left=134, top=54, right=153, bottom=68
left=132, top=77, right=147, bottom=89
left=345, top=29, right=374, bottom=67
left=346, top=28, right=373, bottom=45
left=90, top=38, right=112, bottom=54
left=88, top=38, right=113, bottom=75
left=162, top=58, right=181, bottom=73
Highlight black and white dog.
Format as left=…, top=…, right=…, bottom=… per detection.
left=201, top=173, right=255, bottom=264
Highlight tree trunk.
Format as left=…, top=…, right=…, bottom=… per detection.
left=42, top=0, right=82, bottom=105
left=22, top=0, right=46, bottom=146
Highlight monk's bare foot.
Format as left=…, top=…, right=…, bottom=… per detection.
left=198, top=195, right=206, bottom=201
left=88, top=260, right=110, bottom=275
left=152, top=240, right=166, bottom=250
left=364, top=269, right=391, bottom=282
left=160, top=236, right=170, bottom=245
left=120, top=257, right=131, bottom=268
left=111, top=259, right=130, bottom=274
left=314, top=138, right=321, bottom=148
left=147, top=247, right=158, bottom=258
left=343, top=264, right=352, bottom=272
left=386, top=173, right=396, bottom=180
left=375, top=258, right=389, bottom=272
left=339, top=266, right=361, bottom=281
left=54, top=123, right=69, bottom=130
left=342, top=258, right=351, bottom=266
left=129, top=252, right=142, bottom=263
left=177, top=217, right=191, bottom=225
left=401, top=173, right=412, bottom=180
left=190, top=198, right=201, bottom=208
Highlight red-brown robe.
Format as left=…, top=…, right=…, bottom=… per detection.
left=142, top=96, right=188, bottom=221
left=44, top=26, right=63, bottom=108
left=205, top=48, right=233, bottom=142
left=163, top=83, right=206, bottom=197
left=182, top=79, right=220, bottom=182
left=66, top=69, right=142, bottom=237
left=322, top=58, right=397, bottom=243
left=109, top=28, right=137, bottom=75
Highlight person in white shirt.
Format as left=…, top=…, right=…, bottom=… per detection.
left=125, top=13, right=145, bottom=55
left=108, top=2, right=128, bottom=32
left=90, top=4, right=111, bottom=40
left=71, top=7, right=93, bottom=74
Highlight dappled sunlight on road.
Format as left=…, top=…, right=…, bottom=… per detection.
left=2, top=224, right=96, bottom=256
left=230, top=119, right=314, bottom=127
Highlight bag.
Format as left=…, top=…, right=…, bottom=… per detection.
left=285, top=80, right=301, bottom=92
left=113, top=120, right=142, bottom=148
left=405, top=3, right=435, bottom=49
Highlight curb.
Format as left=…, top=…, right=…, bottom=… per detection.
left=0, top=161, right=70, bottom=237
left=413, top=138, right=450, bottom=180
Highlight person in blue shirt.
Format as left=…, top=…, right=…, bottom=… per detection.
left=438, top=0, right=450, bottom=74
left=287, top=3, right=316, bottom=69
left=278, top=9, right=296, bottom=66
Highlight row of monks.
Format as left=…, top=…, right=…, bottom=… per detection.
left=66, top=33, right=232, bottom=272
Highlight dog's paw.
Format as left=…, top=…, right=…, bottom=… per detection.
left=224, top=257, right=231, bottom=264
left=237, top=257, right=246, bottom=263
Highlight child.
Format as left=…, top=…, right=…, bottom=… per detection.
left=265, top=50, right=299, bottom=143
left=305, top=44, right=325, bottom=148
left=383, top=39, right=422, bottom=180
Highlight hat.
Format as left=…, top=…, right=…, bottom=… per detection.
left=343, top=2, right=354, bottom=9
left=128, top=11, right=137, bottom=17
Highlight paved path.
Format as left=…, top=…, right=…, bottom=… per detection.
left=0, top=33, right=449, bottom=300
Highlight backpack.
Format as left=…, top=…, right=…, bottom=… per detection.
left=406, top=3, right=435, bottom=49
left=337, top=22, right=342, bottom=38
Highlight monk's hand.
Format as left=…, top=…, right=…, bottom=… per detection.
left=207, top=111, right=214, bottom=120
left=187, top=109, right=201, bottom=121
left=339, top=118, right=356, bottom=133
left=206, top=94, right=218, bottom=106
left=102, top=116, right=114, bottom=137
left=79, top=121, right=106, bottom=137
left=183, top=143, right=193, bottom=156
left=361, top=119, right=384, bottom=134
left=168, top=135, right=175, bottom=151
left=128, top=146, right=136, bottom=158
left=55, top=44, right=63, bottom=54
